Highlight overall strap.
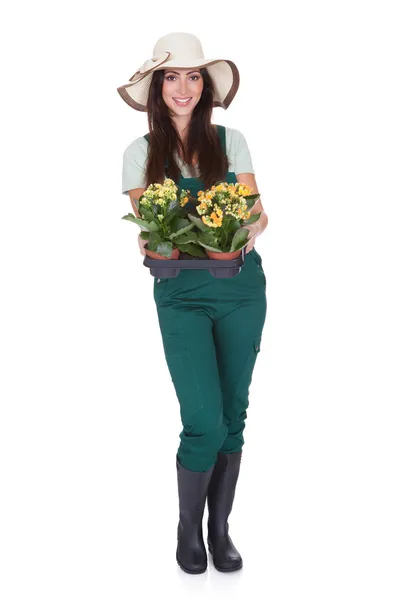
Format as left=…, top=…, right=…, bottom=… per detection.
left=215, top=124, right=226, bottom=154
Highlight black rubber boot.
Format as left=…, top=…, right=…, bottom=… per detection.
left=176, top=456, right=215, bottom=574
left=206, top=450, right=243, bottom=572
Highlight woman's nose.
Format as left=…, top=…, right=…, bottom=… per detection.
left=178, top=83, right=188, bottom=94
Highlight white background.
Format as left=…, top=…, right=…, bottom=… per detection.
left=1, top=1, right=399, bottom=598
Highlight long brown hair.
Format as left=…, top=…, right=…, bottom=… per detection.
left=144, top=68, right=229, bottom=190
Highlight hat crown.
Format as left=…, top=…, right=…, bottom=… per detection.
left=153, top=32, right=204, bottom=62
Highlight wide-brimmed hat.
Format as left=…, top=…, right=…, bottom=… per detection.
left=117, top=32, right=240, bottom=112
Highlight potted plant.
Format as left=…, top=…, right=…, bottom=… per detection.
left=186, top=182, right=261, bottom=260
left=121, top=178, right=203, bottom=259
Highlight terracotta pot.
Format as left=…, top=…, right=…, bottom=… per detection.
left=205, top=248, right=242, bottom=260
left=144, top=245, right=180, bottom=260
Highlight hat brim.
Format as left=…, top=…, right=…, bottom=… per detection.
left=117, top=58, right=239, bottom=112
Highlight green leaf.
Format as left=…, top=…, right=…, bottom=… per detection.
left=187, top=214, right=209, bottom=232
left=164, top=203, right=183, bottom=226
left=121, top=215, right=159, bottom=232
left=198, top=230, right=218, bottom=245
left=242, top=212, right=261, bottom=225
left=147, top=220, right=160, bottom=231
left=176, top=218, right=191, bottom=229
left=147, top=232, right=162, bottom=251
left=145, top=232, right=177, bottom=257
left=179, top=230, right=198, bottom=242
left=197, top=241, right=223, bottom=252
left=173, top=231, right=198, bottom=245
left=154, top=241, right=174, bottom=258
left=124, top=216, right=150, bottom=230
left=139, top=231, right=150, bottom=240
left=225, top=219, right=241, bottom=234
left=151, top=202, right=160, bottom=217
left=167, top=198, right=180, bottom=212
left=175, top=243, right=207, bottom=257
left=243, top=194, right=260, bottom=210
left=197, top=231, right=221, bottom=251
left=169, top=221, right=195, bottom=239
left=230, top=227, right=250, bottom=252
left=121, top=213, right=137, bottom=223
left=139, top=206, right=155, bottom=222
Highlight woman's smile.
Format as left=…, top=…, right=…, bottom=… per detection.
left=173, top=97, right=192, bottom=106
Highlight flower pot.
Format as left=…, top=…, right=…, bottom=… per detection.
left=144, top=245, right=180, bottom=260
left=206, top=248, right=242, bottom=260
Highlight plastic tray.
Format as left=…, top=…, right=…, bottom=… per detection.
left=143, top=247, right=245, bottom=279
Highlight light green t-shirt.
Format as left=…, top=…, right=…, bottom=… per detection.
left=122, top=126, right=255, bottom=196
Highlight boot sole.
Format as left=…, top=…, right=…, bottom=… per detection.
left=176, top=549, right=207, bottom=574
left=207, top=542, right=243, bottom=572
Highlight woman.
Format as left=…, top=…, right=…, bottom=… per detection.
left=118, top=32, right=268, bottom=575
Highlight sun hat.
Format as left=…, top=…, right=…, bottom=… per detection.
left=117, top=31, right=240, bottom=112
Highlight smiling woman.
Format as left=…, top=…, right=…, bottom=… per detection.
left=117, top=31, right=267, bottom=576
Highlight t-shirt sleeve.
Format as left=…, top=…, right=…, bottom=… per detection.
left=122, top=137, right=149, bottom=195
left=231, top=128, right=255, bottom=175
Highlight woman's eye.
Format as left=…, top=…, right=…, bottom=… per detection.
left=165, top=75, right=200, bottom=81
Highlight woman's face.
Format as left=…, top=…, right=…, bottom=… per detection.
left=161, top=68, right=204, bottom=116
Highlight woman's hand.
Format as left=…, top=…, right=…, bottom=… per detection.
left=242, top=225, right=257, bottom=253
left=242, top=212, right=268, bottom=253
left=245, top=235, right=257, bottom=253
left=138, top=233, right=148, bottom=257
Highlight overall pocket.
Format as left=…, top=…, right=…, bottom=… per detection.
left=153, top=277, right=170, bottom=304
left=234, top=336, right=262, bottom=405
left=250, top=250, right=267, bottom=288
left=251, top=249, right=262, bottom=267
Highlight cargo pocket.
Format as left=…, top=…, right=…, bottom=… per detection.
left=164, top=346, right=204, bottom=426
left=234, top=336, right=262, bottom=405
left=249, top=336, right=261, bottom=371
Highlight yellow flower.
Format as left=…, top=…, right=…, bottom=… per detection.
left=236, top=183, right=252, bottom=196
left=139, top=197, right=151, bottom=208
left=202, top=215, right=220, bottom=228
left=210, top=212, right=222, bottom=227
left=180, top=196, right=189, bottom=206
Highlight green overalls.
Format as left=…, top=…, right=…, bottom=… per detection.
left=149, top=125, right=267, bottom=473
